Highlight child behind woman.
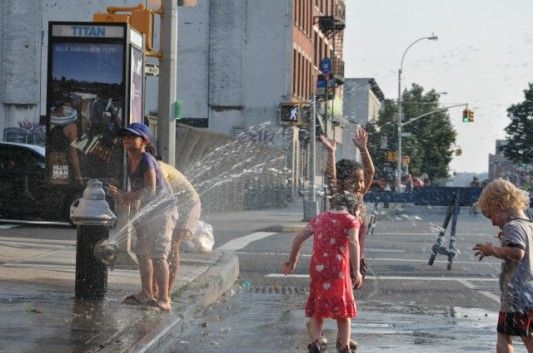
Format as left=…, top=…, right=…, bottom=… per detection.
left=281, top=195, right=363, bottom=353
left=473, top=179, right=533, bottom=353
left=320, top=127, right=375, bottom=281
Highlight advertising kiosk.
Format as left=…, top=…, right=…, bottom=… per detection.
left=46, top=22, right=144, bottom=188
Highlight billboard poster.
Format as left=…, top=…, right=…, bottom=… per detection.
left=129, top=46, right=144, bottom=124
left=47, top=40, right=125, bottom=186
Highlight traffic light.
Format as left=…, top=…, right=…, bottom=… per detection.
left=93, top=12, right=129, bottom=24
left=93, top=5, right=155, bottom=50
left=462, top=109, right=475, bottom=123
left=467, top=109, right=474, bottom=122
left=130, top=8, right=154, bottom=50
left=385, top=151, right=398, bottom=162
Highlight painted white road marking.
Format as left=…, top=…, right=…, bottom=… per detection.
left=0, top=224, right=20, bottom=230
left=457, top=279, right=500, bottom=303
left=235, top=251, right=491, bottom=266
left=376, top=232, right=493, bottom=237
left=217, top=232, right=277, bottom=251
left=266, top=273, right=498, bottom=282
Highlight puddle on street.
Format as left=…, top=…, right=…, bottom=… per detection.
left=175, top=289, right=522, bottom=353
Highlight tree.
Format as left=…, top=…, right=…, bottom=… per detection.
left=367, top=84, right=456, bottom=182
left=502, top=83, right=533, bottom=165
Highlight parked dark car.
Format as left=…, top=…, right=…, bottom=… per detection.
left=0, top=142, right=82, bottom=223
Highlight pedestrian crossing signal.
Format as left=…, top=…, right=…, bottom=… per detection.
left=280, top=104, right=301, bottom=124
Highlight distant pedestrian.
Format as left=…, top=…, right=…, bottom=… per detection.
left=473, top=179, right=533, bottom=353
left=107, top=123, right=177, bottom=311
left=469, top=176, right=482, bottom=215
left=412, top=175, right=424, bottom=188
left=281, top=195, right=363, bottom=353
left=402, top=174, right=413, bottom=192
left=470, top=176, right=481, bottom=188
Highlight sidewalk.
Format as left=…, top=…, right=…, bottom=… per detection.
left=0, top=202, right=308, bottom=353
left=0, top=224, right=238, bottom=353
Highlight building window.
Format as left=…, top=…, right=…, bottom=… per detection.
left=292, top=49, right=298, bottom=96
left=299, top=52, right=304, bottom=99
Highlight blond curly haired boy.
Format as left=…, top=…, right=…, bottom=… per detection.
left=473, top=179, right=533, bottom=353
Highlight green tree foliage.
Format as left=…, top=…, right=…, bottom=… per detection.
left=502, top=83, right=533, bottom=165
left=367, top=84, right=456, bottom=181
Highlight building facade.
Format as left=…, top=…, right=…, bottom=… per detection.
left=0, top=0, right=347, bottom=195
left=488, top=139, right=532, bottom=187
left=338, top=77, right=384, bottom=162
left=178, top=0, right=346, bottom=191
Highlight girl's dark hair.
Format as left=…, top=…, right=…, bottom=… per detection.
left=336, top=159, right=363, bottom=181
left=145, top=144, right=163, bottom=161
left=331, top=194, right=357, bottom=212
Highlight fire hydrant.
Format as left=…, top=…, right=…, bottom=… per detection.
left=71, top=179, right=117, bottom=300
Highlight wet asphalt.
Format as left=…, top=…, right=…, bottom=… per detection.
left=173, top=207, right=530, bottom=353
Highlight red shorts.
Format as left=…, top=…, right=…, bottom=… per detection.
left=497, top=311, right=533, bottom=337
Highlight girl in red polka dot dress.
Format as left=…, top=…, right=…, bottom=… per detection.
left=282, top=195, right=363, bottom=353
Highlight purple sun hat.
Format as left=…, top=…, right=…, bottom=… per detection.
left=118, top=122, right=154, bottom=143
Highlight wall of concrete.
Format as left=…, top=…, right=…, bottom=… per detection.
left=339, top=78, right=383, bottom=161
left=0, top=0, right=41, bottom=140
left=178, top=0, right=293, bottom=141
left=177, top=1, right=210, bottom=121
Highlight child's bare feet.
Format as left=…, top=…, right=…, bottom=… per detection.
left=145, top=298, right=171, bottom=312
left=123, top=292, right=153, bottom=305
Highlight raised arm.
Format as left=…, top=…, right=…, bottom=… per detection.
left=352, top=128, right=375, bottom=195
left=319, top=135, right=338, bottom=195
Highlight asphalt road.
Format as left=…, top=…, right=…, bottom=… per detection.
left=173, top=206, right=530, bottom=353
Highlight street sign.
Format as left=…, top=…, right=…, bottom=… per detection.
left=401, top=132, right=412, bottom=137
left=145, top=63, right=159, bottom=77
left=319, top=57, right=332, bottom=74
left=174, top=100, right=183, bottom=120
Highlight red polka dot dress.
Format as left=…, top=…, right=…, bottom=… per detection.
left=305, top=210, right=360, bottom=319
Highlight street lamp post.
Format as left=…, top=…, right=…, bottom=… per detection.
left=396, top=34, right=438, bottom=190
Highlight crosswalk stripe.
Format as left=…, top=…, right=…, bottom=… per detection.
left=217, top=232, right=277, bottom=251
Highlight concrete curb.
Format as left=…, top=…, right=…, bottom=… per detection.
left=126, top=251, right=239, bottom=353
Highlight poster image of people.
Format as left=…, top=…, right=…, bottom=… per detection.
left=47, top=41, right=125, bottom=187
left=130, top=46, right=144, bottom=124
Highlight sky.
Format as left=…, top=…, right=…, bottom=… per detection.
left=344, top=0, right=533, bottom=174
left=52, top=43, right=123, bottom=84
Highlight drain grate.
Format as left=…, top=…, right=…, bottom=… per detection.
left=242, top=285, right=309, bottom=295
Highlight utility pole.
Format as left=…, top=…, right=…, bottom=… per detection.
left=303, top=96, right=319, bottom=221
left=395, top=34, right=438, bottom=190
left=157, top=0, right=177, bottom=166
